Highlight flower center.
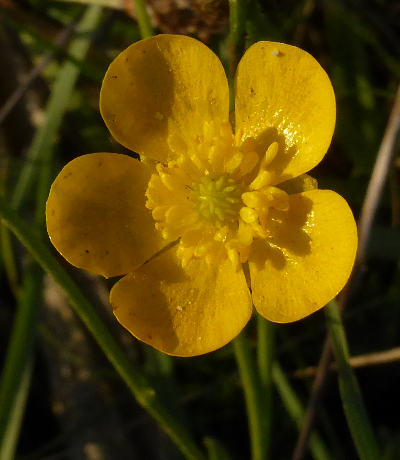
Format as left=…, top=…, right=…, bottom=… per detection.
left=145, top=121, right=292, bottom=268
left=191, top=175, right=242, bottom=224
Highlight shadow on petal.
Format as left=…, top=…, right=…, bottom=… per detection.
left=250, top=195, right=313, bottom=271
left=101, top=41, right=175, bottom=160
left=242, top=126, right=299, bottom=186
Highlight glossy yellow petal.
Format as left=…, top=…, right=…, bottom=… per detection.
left=110, top=247, right=252, bottom=356
left=46, top=153, right=167, bottom=278
left=235, top=42, right=336, bottom=184
left=249, top=190, right=357, bottom=322
left=100, top=34, right=229, bottom=162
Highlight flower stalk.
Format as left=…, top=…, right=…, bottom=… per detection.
left=233, top=333, right=267, bottom=460
left=229, top=0, right=248, bottom=76
left=257, top=317, right=275, bottom=459
left=133, top=0, right=153, bottom=38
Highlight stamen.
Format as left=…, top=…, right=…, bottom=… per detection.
left=263, top=142, right=279, bottom=166
left=240, top=207, right=259, bottom=224
left=249, top=170, right=273, bottom=190
left=145, top=123, right=295, bottom=268
left=263, top=186, right=289, bottom=211
left=241, top=191, right=267, bottom=209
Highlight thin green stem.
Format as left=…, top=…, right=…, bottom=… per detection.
left=256, top=317, right=275, bottom=459
left=0, top=224, right=19, bottom=298
left=133, top=0, right=154, bottom=38
left=0, top=356, right=33, bottom=460
left=233, top=332, right=267, bottom=460
left=229, top=0, right=248, bottom=77
left=229, top=4, right=263, bottom=457
left=0, top=161, right=18, bottom=296
left=143, top=347, right=187, bottom=428
left=0, top=196, right=206, bottom=460
left=0, top=267, right=41, bottom=460
left=325, top=301, right=380, bottom=460
left=272, top=363, right=331, bottom=460
left=204, top=437, right=232, bottom=460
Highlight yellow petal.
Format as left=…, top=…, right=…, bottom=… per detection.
left=46, top=153, right=167, bottom=278
left=235, top=42, right=336, bottom=184
left=249, top=190, right=357, bottom=322
left=110, top=247, right=252, bottom=356
left=100, top=34, right=229, bottom=162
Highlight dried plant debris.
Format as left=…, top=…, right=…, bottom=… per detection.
left=147, top=0, right=228, bottom=42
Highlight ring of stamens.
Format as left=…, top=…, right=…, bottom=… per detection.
left=145, top=121, right=291, bottom=268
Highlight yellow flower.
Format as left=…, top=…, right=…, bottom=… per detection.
left=46, top=35, right=357, bottom=356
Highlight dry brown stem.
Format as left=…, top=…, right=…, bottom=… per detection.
left=291, top=83, right=400, bottom=460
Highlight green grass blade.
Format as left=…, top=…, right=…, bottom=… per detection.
left=272, top=362, right=331, bottom=460
left=325, top=301, right=380, bottom=460
left=11, top=5, right=103, bottom=213
left=204, top=437, right=232, bottom=460
left=0, top=355, right=33, bottom=460
left=0, top=196, right=206, bottom=460
left=0, top=220, right=19, bottom=297
left=0, top=267, right=41, bottom=460
left=233, top=332, right=267, bottom=460
left=0, top=8, right=104, bottom=458
left=133, top=0, right=154, bottom=38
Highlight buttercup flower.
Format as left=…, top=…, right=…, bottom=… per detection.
left=46, top=35, right=357, bottom=356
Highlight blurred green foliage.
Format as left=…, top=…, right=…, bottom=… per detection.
left=0, top=0, right=399, bottom=459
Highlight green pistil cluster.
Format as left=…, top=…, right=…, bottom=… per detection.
left=192, top=175, right=242, bottom=224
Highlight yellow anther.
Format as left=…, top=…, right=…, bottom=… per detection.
left=165, top=205, right=197, bottom=225
left=156, top=167, right=178, bottom=192
left=190, top=153, right=207, bottom=172
left=194, top=244, right=209, bottom=257
left=237, top=220, right=254, bottom=245
left=152, top=206, right=168, bottom=220
left=249, top=170, right=273, bottom=190
left=252, top=223, right=268, bottom=238
left=258, top=208, right=269, bottom=230
left=240, top=207, right=259, bottom=224
left=263, top=187, right=289, bottom=211
left=208, top=145, right=224, bottom=171
left=263, top=142, right=279, bottom=166
left=214, top=226, right=229, bottom=242
left=241, top=191, right=267, bottom=209
left=177, top=244, right=194, bottom=268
